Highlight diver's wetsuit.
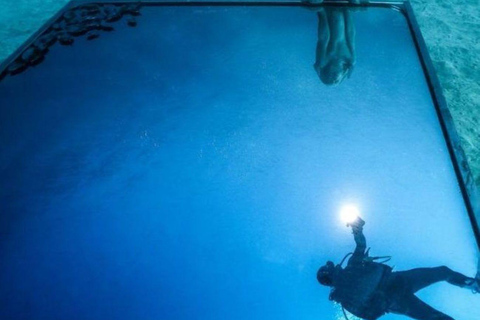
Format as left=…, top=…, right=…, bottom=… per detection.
left=330, top=226, right=472, bottom=320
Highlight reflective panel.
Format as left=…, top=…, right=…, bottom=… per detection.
left=0, top=3, right=479, bottom=320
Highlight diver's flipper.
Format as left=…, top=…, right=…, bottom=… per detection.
left=466, top=257, right=480, bottom=294
left=465, top=278, right=480, bottom=294
left=475, top=257, right=480, bottom=293
left=477, top=256, right=480, bottom=279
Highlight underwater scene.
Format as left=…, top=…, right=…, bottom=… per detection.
left=0, top=2, right=479, bottom=320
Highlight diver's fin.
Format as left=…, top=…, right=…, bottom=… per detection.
left=465, top=278, right=480, bottom=294
left=465, top=257, right=480, bottom=294
left=476, top=256, right=480, bottom=279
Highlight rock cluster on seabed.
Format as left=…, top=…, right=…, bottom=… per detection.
left=0, top=3, right=142, bottom=80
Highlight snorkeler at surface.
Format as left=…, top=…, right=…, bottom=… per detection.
left=317, top=217, right=480, bottom=320
left=313, top=6, right=356, bottom=86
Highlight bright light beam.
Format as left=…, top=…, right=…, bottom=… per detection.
left=340, top=205, right=360, bottom=224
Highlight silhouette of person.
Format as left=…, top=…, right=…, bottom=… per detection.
left=317, top=217, right=480, bottom=320
left=313, top=6, right=356, bottom=86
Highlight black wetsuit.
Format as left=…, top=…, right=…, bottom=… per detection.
left=329, top=228, right=471, bottom=320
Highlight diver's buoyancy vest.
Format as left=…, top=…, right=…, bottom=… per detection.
left=329, top=262, right=392, bottom=320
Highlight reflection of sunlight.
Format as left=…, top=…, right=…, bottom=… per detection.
left=340, top=205, right=360, bottom=224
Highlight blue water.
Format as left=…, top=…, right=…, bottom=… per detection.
left=0, top=4, right=479, bottom=320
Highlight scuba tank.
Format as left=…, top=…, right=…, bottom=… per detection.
left=335, top=249, right=392, bottom=320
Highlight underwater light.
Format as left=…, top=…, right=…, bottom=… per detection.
left=340, top=205, right=360, bottom=224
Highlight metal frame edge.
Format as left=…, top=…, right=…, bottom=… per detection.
left=403, top=1, right=480, bottom=250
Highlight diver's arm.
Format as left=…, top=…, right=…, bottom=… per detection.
left=352, top=225, right=366, bottom=254
left=349, top=217, right=366, bottom=264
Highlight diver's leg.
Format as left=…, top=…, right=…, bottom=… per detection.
left=314, top=9, right=329, bottom=65
left=389, top=294, right=454, bottom=320
left=395, top=266, right=472, bottom=293
left=325, top=7, right=346, bottom=42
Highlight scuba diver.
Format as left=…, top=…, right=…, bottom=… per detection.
left=317, top=217, right=480, bottom=320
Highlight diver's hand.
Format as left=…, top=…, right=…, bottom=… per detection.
left=347, top=217, right=365, bottom=233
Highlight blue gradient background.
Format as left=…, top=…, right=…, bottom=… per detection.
left=0, top=5, right=478, bottom=320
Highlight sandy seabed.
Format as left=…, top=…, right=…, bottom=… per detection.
left=0, top=0, right=479, bottom=184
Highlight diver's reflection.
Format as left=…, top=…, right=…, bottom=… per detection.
left=313, top=7, right=356, bottom=86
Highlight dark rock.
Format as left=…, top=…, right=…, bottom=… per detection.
left=106, top=12, right=122, bottom=23
left=85, top=21, right=101, bottom=31
left=7, top=61, right=28, bottom=75
left=58, top=33, right=74, bottom=45
left=51, top=23, right=62, bottom=31
left=63, top=10, right=78, bottom=22
left=21, top=47, right=40, bottom=62
left=38, top=32, right=57, bottom=47
left=84, top=14, right=101, bottom=23
left=76, top=9, right=90, bottom=18
left=127, top=18, right=137, bottom=27
left=52, top=20, right=66, bottom=31
left=123, top=3, right=142, bottom=14
left=66, top=24, right=88, bottom=36
left=33, top=33, right=56, bottom=53
left=0, top=70, right=7, bottom=81
left=68, top=16, right=83, bottom=25
left=86, top=31, right=100, bottom=40
left=124, top=8, right=141, bottom=17
left=102, top=4, right=118, bottom=13
left=81, top=4, right=101, bottom=14
left=104, top=5, right=122, bottom=22
left=96, top=11, right=108, bottom=20
left=29, top=52, right=45, bottom=66
left=99, top=21, right=114, bottom=32
left=20, top=46, right=45, bottom=66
